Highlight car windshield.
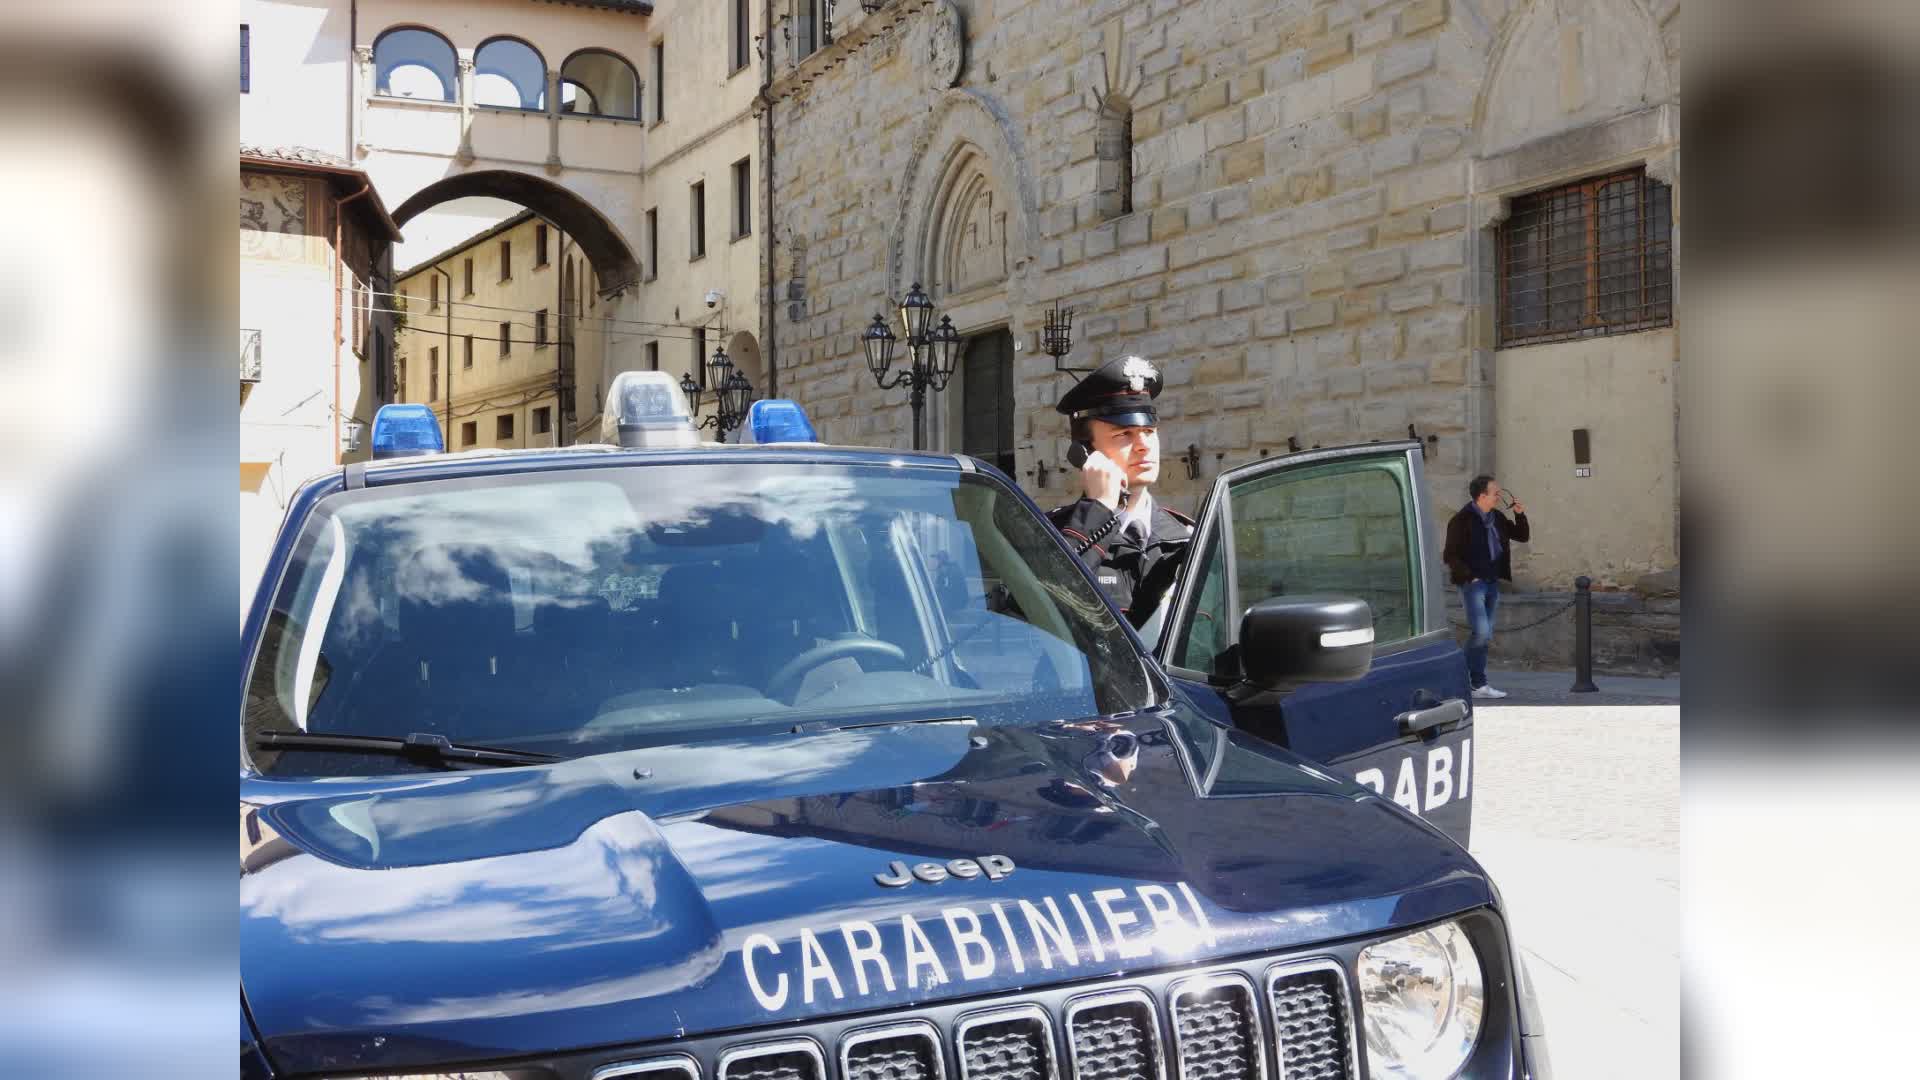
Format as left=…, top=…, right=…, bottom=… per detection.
left=244, top=461, right=1160, bottom=776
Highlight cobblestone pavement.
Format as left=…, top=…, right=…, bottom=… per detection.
left=1468, top=669, right=1679, bottom=1080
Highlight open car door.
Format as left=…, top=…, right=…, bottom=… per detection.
left=1152, top=441, right=1476, bottom=845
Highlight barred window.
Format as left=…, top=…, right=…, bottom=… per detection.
left=1498, top=168, right=1673, bottom=347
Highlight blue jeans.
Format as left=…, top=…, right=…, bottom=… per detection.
left=1460, top=580, right=1500, bottom=688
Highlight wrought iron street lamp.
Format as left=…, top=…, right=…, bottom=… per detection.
left=681, top=344, right=755, bottom=437
left=861, top=281, right=962, bottom=450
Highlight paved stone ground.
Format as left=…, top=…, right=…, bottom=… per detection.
left=1468, top=668, right=1679, bottom=1080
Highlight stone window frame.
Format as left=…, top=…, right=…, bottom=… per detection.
left=689, top=181, right=707, bottom=260
left=371, top=25, right=458, bottom=103
left=561, top=47, right=642, bottom=121
left=474, top=36, right=547, bottom=113
left=1093, top=95, right=1135, bottom=221
left=1470, top=105, right=1678, bottom=354
left=1496, top=167, right=1673, bottom=348
left=730, top=0, right=753, bottom=76
left=644, top=207, right=659, bottom=281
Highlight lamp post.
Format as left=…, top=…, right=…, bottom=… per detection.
left=681, top=344, right=755, bottom=438
left=860, top=282, right=962, bottom=450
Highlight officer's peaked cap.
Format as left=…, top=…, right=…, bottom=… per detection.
left=1056, top=354, right=1162, bottom=429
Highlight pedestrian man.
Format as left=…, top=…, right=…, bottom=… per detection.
left=1443, top=475, right=1531, bottom=699
left=1046, top=355, right=1194, bottom=629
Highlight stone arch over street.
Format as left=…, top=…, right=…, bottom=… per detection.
left=390, top=170, right=640, bottom=296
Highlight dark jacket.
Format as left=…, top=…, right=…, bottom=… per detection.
left=1047, top=497, right=1193, bottom=627
left=1443, top=504, right=1530, bottom=585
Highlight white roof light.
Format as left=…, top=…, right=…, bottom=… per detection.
left=600, top=371, right=700, bottom=448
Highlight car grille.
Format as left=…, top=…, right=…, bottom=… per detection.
left=596, top=961, right=1356, bottom=1080
left=1170, top=975, right=1265, bottom=1080
left=958, top=1006, right=1056, bottom=1080
left=1267, top=966, right=1355, bottom=1080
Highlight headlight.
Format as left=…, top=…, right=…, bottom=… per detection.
left=1356, top=920, right=1486, bottom=1078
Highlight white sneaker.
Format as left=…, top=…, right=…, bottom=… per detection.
left=1471, top=684, right=1509, bottom=699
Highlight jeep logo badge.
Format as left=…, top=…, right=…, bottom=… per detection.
left=875, top=855, right=1015, bottom=887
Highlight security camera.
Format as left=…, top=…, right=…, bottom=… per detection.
left=704, top=288, right=725, bottom=309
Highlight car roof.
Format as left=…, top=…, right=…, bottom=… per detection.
left=343, top=441, right=972, bottom=490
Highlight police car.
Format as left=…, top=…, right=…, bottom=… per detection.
left=241, top=374, right=1548, bottom=1080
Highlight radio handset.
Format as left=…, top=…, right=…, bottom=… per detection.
left=1065, top=442, right=1130, bottom=556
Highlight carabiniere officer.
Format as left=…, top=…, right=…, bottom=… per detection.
left=1047, top=355, right=1194, bottom=628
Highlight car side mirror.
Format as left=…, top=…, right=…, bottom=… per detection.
left=1236, top=595, right=1374, bottom=688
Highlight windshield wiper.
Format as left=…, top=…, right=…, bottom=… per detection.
left=251, top=730, right=561, bottom=768
left=789, top=715, right=976, bottom=735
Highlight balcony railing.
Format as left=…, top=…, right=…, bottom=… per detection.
left=240, top=329, right=263, bottom=383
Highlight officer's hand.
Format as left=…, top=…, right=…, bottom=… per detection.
left=1081, top=450, right=1128, bottom=510
left=1511, top=499, right=1526, bottom=515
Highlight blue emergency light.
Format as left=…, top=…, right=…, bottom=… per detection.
left=743, top=399, right=819, bottom=444
left=370, top=403, right=444, bottom=459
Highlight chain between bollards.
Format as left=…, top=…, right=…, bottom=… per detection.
left=1570, top=575, right=1599, bottom=693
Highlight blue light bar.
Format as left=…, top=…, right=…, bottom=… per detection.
left=744, top=399, right=819, bottom=444
left=370, top=403, right=444, bottom=459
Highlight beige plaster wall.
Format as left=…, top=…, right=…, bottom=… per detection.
left=242, top=0, right=351, bottom=157
left=629, top=0, right=766, bottom=402
left=240, top=169, right=391, bottom=595
left=1493, top=327, right=1677, bottom=589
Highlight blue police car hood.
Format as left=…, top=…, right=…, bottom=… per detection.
left=241, top=705, right=1491, bottom=1075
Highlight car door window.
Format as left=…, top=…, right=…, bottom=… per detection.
left=1173, top=529, right=1229, bottom=674
left=1226, top=459, right=1420, bottom=646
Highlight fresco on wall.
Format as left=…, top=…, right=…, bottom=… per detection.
left=240, top=173, right=313, bottom=262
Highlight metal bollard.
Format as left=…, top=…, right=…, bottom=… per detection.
left=1570, top=575, right=1599, bottom=693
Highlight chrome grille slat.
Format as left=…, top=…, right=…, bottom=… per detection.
left=844, top=1021, right=946, bottom=1080
left=957, top=1005, right=1059, bottom=1080
left=718, top=1038, right=826, bottom=1080
left=595, top=1054, right=703, bottom=1080
left=1169, top=973, right=1267, bottom=1080
left=1065, top=988, right=1163, bottom=1080
left=1265, top=963, right=1357, bottom=1080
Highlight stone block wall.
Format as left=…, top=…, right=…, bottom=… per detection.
left=762, top=0, right=1679, bottom=524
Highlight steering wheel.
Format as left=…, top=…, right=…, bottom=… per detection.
left=766, top=637, right=912, bottom=702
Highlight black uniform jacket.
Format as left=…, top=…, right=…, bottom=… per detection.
left=1046, top=496, right=1195, bottom=628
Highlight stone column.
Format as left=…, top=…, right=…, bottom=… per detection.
left=352, top=46, right=373, bottom=159
left=545, top=67, right=563, bottom=175
left=456, top=56, right=476, bottom=164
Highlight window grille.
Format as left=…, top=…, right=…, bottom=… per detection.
left=1498, top=168, right=1673, bottom=347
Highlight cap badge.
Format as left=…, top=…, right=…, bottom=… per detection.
left=1121, top=356, right=1157, bottom=392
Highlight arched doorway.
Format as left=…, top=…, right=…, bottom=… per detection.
left=727, top=330, right=764, bottom=395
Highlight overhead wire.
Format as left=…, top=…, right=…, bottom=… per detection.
left=345, top=285, right=736, bottom=341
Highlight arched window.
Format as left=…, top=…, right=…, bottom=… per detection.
left=560, top=49, right=639, bottom=120
left=1095, top=96, right=1134, bottom=219
left=373, top=27, right=457, bottom=102
left=474, top=37, right=546, bottom=111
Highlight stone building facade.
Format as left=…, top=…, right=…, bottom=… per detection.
left=393, top=210, right=610, bottom=450
left=760, top=0, right=1680, bottom=590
